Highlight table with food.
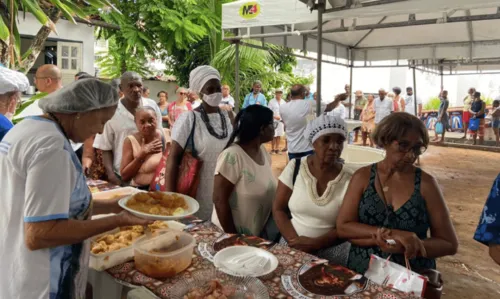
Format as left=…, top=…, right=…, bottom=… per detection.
left=87, top=180, right=422, bottom=299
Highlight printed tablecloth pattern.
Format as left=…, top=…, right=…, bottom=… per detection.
left=106, top=221, right=420, bottom=299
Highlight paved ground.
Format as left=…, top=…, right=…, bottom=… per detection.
left=267, top=143, right=500, bottom=298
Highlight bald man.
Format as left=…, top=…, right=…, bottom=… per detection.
left=34, top=64, right=62, bottom=94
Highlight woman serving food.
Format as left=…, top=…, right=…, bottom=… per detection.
left=0, top=78, right=150, bottom=299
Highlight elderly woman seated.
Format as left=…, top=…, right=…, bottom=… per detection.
left=120, top=107, right=166, bottom=190
left=336, top=112, right=458, bottom=274
left=273, top=115, right=353, bottom=265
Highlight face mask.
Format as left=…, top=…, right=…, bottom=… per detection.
left=5, top=112, right=14, bottom=122
left=203, top=92, right=223, bottom=107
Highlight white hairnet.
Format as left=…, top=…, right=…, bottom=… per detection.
left=39, top=78, right=119, bottom=113
left=0, top=67, right=29, bottom=94
left=189, top=65, right=221, bottom=93
left=304, top=114, right=347, bottom=144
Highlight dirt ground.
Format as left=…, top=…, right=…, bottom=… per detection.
left=267, top=142, right=500, bottom=298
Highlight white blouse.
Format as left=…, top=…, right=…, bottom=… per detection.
left=279, top=158, right=353, bottom=238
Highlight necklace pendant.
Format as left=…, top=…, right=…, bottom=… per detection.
left=383, top=186, right=389, bottom=192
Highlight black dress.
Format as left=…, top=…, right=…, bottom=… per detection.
left=347, top=164, right=436, bottom=274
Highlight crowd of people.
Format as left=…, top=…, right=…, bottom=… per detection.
left=1, top=62, right=500, bottom=299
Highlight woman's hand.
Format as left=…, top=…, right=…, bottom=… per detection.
left=117, top=211, right=153, bottom=226
left=288, top=236, right=320, bottom=253
left=373, top=227, right=404, bottom=255
left=139, top=138, right=162, bottom=159
left=82, top=157, right=92, bottom=176
left=392, top=230, right=427, bottom=259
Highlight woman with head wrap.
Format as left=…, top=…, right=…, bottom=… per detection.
left=164, top=66, right=233, bottom=221
left=272, top=115, right=353, bottom=265
left=212, top=105, right=276, bottom=235
left=337, top=112, right=458, bottom=274
left=0, top=67, right=29, bottom=140
left=0, top=78, right=151, bottom=299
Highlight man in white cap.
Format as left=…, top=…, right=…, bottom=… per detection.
left=0, top=67, right=29, bottom=140
left=268, top=88, right=286, bottom=154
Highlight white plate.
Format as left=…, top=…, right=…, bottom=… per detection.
left=118, top=191, right=199, bottom=220
left=213, top=246, right=278, bottom=277
left=92, top=187, right=139, bottom=201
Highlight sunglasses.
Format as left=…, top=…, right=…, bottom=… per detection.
left=397, top=141, right=427, bottom=156
left=180, top=92, right=187, bottom=95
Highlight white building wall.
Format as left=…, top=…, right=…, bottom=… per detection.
left=17, top=13, right=95, bottom=75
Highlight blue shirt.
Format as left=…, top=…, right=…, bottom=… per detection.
left=305, top=93, right=314, bottom=101
left=474, top=174, right=500, bottom=246
left=242, top=93, right=267, bottom=108
left=0, top=114, right=13, bottom=141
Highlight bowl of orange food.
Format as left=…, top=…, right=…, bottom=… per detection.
left=119, top=191, right=199, bottom=220
left=134, top=230, right=196, bottom=279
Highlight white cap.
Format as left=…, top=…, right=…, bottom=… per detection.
left=0, top=67, right=29, bottom=94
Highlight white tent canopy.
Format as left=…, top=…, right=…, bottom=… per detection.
left=222, top=0, right=500, bottom=71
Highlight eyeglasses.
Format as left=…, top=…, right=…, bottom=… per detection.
left=397, top=141, right=427, bottom=156
left=180, top=92, right=187, bottom=96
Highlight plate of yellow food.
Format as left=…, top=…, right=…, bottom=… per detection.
left=119, top=191, right=200, bottom=220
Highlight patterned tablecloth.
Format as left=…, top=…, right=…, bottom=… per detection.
left=105, top=220, right=420, bottom=299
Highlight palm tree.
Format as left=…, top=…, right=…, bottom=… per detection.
left=0, top=0, right=116, bottom=72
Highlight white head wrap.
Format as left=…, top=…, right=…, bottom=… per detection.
left=189, top=65, right=221, bottom=93
left=0, top=67, right=29, bottom=94
left=39, top=78, right=119, bottom=113
left=304, top=114, right=347, bottom=144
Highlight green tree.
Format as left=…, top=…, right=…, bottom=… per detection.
left=0, top=0, right=116, bottom=72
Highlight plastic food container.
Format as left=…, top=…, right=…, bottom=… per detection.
left=133, top=230, right=196, bottom=279
left=89, top=221, right=186, bottom=271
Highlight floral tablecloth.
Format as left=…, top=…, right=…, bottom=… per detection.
left=105, top=221, right=420, bottom=299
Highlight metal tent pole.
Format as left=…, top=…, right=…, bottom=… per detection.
left=235, top=41, right=240, bottom=113
left=316, top=0, right=325, bottom=116
left=349, top=49, right=353, bottom=119
left=440, top=66, right=444, bottom=90
left=413, top=66, right=418, bottom=116
left=413, top=64, right=420, bottom=165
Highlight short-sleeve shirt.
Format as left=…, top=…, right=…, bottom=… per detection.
left=242, top=93, right=267, bottom=108
left=0, top=117, right=91, bottom=299
left=212, top=144, right=276, bottom=236
left=374, top=97, right=394, bottom=124
left=474, top=174, right=500, bottom=246
left=220, top=95, right=235, bottom=108
left=268, top=98, right=285, bottom=118
left=327, top=103, right=346, bottom=120
left=0, top=113, right=13, bottom=141
left=93, top=98, right=163, bottom=174
left=279, top=158, right=353, bottom=238
left=405, top=95, right=422, bottom=116
left=280, top=100, right=315, bottom=154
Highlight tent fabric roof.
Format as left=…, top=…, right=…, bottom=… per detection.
left=222, top=0, right=500, bottom=71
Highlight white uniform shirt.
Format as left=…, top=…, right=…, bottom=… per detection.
left=93, top=97, right=162, bottom=174
left=0, top=119, right=84, bottom=299
left=374, top=97, right=394, bottom=124
left=280, top=100, right=315, bottom=154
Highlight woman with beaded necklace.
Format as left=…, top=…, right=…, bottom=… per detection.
left=164, top=66, right=233, bottom=221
